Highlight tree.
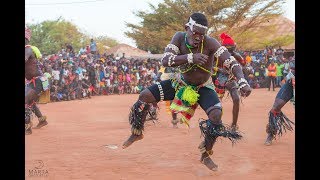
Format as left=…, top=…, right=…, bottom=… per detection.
left=27, top=18, right=84, bottom=55
left=27, top=17, right=119, bottom=55
left=95, top=35, right=119, bottom=55
left=125, top=0, right=287, bottom=53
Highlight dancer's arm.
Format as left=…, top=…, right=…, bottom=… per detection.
left=208, top=38, right=251, bottom=97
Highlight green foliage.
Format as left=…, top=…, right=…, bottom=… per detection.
left=95, top=35, right=119, bottom=55
left=27, top=17, right=119, bottom=55
left=125, top=0, right=289, bottom=53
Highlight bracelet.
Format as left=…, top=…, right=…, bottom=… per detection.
left=165, top=44, right=180, bottom=54
left=223, top=56, right=236, bottom=69
left=168, top=54, right=176, bottom=66
left=187, top=53, right=193, bottom=64
left=238, top=83, right=248, bottom=90
left=214, top=46, right=228, bottom=58
left=230, top=63, right=240, bottom=73
left=237, top=78, right=248, bottom=85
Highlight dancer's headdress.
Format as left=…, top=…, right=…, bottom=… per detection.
left=185, top=17, right=208, bottom=32
left=220, top=32, right=235, bottom=46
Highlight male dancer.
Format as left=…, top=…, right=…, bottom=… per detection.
left=264, top=60, right=295, bottom=145
left=25, top=26, right=48, bottom=135
left=212, top=32, right=253, bottom=131
left=122, top=13, right=251, bottom=171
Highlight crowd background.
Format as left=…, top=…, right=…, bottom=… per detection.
left=34, top=40, right=295, bottom=103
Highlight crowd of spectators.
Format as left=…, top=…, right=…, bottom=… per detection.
left=38, top=41, right=160, bottom=102
left=239, top=46, right=295, bottom=90
left=36, top=42, right=295, bottom=103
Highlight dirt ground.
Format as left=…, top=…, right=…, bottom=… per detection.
left=25, top=89, right=295, bottom=180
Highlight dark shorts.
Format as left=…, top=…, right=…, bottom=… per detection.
left=276, top=80, right=294, bottom=102
left=147, top=80, right=221, bottom=115
left=26, top=78, right=44, bottom=95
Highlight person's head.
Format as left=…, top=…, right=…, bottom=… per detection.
left=75, top=74, right=79, bottom=81
left=53, top=80, right=58, bottom=85
left=91, top=38, right=94, bottom=42
left=25, top=26, right=31, bottom=45
left=220, top=32, right=236, bottom=52
left=185, top=12, right=208, bottom=48
left=63, top=63, right=67, bottom=69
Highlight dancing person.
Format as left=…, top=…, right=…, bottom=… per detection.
left=211, top=32, right=253, bottom=131
left=264, top=59, right=295, bottom=145
left=122, top=13, right=251, bottom=171
left=25, top=26, right=49, bottom=135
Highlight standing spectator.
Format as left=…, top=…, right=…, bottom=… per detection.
left=65, top=43, right=74, bottom=54
left=245, top=52, right=252, bottom=64
left=276, top=46, right=284, bottom=61
left=267, top=60, right=277, bottom=91
left=282, top=58, right=290, bottom=78
left=90, top=38, right=97, bottom=56
left=275, top=61, right=284, bottom=87
left=86, top=45, right=91, bottom=54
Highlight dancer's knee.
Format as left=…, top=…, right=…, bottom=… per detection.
left=206, top=103, right=222, bottom=124
left=25, top=89, right=38, bottom=105
left=139, top=89, right=156, bottom=103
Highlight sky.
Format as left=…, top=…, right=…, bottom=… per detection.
left=25, top=0, right=295, bottom=47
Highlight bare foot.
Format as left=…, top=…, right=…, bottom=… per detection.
left=172, top=124, right=178, bottom=128
left=33, top=120, right=48, bottom=129
left=171, top=119, right=179, bottom=129
left=231, top=124, right=239, bottom=132
left=264, top=134, right=273, bottom=146
left=122, top=134, right=144, bottom=149
left=200, top=154, right=218, bottom=171
left=25, top=128, right=32, bottom=135
left=25, top=122, right=32, bottom=135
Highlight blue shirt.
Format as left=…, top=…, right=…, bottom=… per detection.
left=90, top=41, right=97, bottom=52
left=99, top=70, right=105, bottom=81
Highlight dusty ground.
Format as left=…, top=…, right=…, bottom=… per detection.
left=25, top=89, right=294, bottom=180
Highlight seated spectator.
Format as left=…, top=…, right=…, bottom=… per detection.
left=118, top=82, right=124, bottom=95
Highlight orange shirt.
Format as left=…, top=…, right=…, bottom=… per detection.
left=267, top=64, right=277, bottom=77
left=245, top=55, right=252, bottom=64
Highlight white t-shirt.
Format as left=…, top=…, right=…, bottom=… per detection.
left=52, top=70, right=60, bottom=80
left=286, top=70, right=295, bottom=80
left=283, top=62, right=290, bottom=74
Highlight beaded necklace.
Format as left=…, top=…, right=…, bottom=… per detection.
left=179, top=33, right=213, bottom=75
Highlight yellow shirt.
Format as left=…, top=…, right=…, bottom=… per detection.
left=158, top=66, right=165, bottom=74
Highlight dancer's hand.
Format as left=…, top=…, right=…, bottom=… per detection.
left=193, top=53, right=208, bottom=66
